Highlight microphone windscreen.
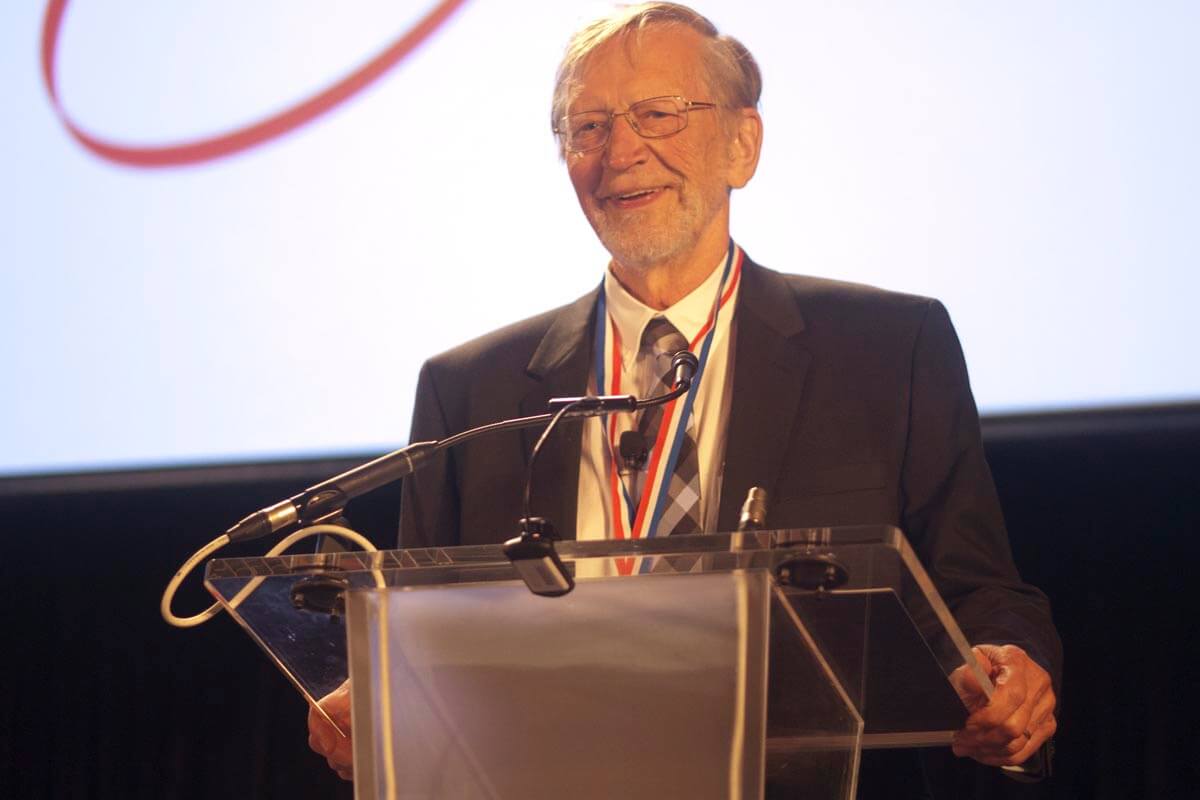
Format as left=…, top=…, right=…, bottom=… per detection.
left=671, top=350, right=699, bottom=389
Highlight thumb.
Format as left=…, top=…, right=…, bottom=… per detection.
left=952, top=647, right=996, bottom=711
left=972, top=645, right=997, bottom=678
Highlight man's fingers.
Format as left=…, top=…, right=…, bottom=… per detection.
left=968, top=661, right=1053, bottom=752
left=951, top=644, right=1057, bottom=766
left=1030, top=685, right=1057, bottom=728
left=950, top=647, right=996, bottom=710
left=329, top=755, right=354, bottom=781
left=307, top=709, right=334, bottom=754
left=960, top=680, right=1027, bottom=744
left=970, top=712, right=1057, bottom=767
left=308, top=679, right=355, bottom=780
left=972, top=646, right=996, bottom=674
left=988, top=681, right=1047, bottom=748
left=955, top=707, right=1058, bottom=766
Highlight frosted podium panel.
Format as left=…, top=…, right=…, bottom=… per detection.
left=206, top=526, right=989, bottom=797
left=346, top=569, right=858, bottom=800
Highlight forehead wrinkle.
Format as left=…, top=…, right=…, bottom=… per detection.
left=570, top=28, right=714, bottom=114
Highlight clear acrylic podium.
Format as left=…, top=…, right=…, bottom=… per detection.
left=205, top=525, right=990, bottom=799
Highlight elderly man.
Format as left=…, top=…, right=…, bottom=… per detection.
left=310, top=3, right=1061, bottom=795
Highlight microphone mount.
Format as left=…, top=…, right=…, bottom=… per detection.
left=547, top=349, right=698, bottom=415
left=223, top=350, right=701, bottom=546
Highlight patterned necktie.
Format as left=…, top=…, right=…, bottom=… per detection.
left=635, top=317, right=702, bottom=536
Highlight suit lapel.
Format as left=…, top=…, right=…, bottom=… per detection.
left=717, top=260, right=811, bottom=532
left=518, top=287, right=600, bottom=541
left=506, top=261, right=807, bottom=537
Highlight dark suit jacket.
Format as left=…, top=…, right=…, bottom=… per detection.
left=400, top=257, right=1061, bottom=686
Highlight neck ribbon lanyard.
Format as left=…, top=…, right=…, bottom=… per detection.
left=591, top=241, right=743, bottom=555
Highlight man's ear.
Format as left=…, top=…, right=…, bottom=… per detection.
left=727, top=107, right=763, bottom=189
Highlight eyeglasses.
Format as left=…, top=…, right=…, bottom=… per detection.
left=554, top=95, right=717, bottom=154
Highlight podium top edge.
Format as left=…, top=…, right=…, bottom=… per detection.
left=204, top=525, right=907, bottom=580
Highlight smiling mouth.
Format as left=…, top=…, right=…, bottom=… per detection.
left=606, top=187, right=665, bottom=208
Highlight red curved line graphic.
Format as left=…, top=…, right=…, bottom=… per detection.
left=40, top=0, right=470, bottom=168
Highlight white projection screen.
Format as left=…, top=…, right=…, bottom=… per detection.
left=2, top=0, right=1197, bottom=477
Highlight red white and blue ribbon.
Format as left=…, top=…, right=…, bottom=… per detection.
left=592, top=241, right=743, bottom=574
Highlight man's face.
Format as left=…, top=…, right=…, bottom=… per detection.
left=564, top=27, right=744, bottom=273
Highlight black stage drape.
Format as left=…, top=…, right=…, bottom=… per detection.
left=1, top=406, right=1196, bottom=799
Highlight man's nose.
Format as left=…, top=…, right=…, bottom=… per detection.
left=603, top=114, right=648, bottom=170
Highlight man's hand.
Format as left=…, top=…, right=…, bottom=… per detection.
left=308, top=680, right=354, bottom=781
left=950, top=644, right=1057, bottom=767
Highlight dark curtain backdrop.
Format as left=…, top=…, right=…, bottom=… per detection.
left=1, top=406, right=1197, bottom=799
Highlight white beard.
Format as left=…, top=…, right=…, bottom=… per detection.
left=585, top=184, right=724, bottom=272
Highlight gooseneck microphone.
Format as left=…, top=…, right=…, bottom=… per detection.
left=225, top=351, right=701, bottom=545
left=510, top=348, right=698, bottom=596
left=529, top=347, right=697, bottom=513
left=612, top=351, right=697, bottom=475
left=169, top=349, right=703, bottom=619
left=546, top=348, right=699, bottom=414
left=223, top=442, right=440, bottom=543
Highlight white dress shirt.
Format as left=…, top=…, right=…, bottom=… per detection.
left=575, top=250, right=740, bottom=543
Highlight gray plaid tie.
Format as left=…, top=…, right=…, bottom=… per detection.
left=636, top=317, right=702, bottom=536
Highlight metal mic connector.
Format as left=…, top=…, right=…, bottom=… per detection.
left=225, top=498, right=299, bottom=543
left=737, top=487, right=768, bottom=532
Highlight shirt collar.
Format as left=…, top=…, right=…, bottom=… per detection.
left=603, top=250, right=731, bottom=369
